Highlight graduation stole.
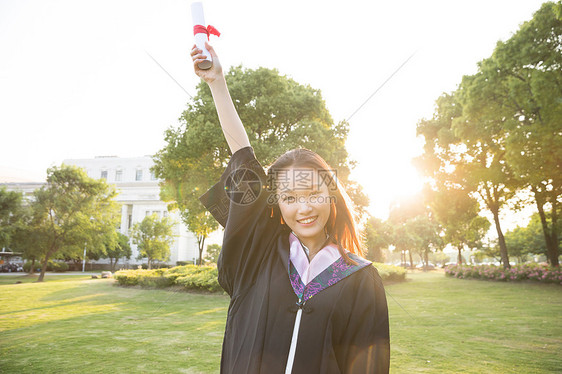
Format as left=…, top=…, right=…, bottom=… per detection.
left=288, top=253, right=372, bottom=305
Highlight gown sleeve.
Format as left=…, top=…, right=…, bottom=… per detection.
left=199, top=146, right=280, bottom=296
left=337, top=266, right=390, bottom=373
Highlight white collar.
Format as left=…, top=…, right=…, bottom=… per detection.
left=289, top=232, right=341, bottom=285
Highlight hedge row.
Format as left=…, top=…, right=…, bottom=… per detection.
left=445, top=263, right=562, bottom=284
left=115, top=262, right=406, bottom=293
left=114, top=266, right=221, bottom=292
left=373, top=262, right=407, bottom=282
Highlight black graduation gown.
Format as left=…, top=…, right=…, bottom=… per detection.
left=200, top=147, right=390, bottom=374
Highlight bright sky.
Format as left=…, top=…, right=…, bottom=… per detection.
left=0, top=0, right=546, bottom=221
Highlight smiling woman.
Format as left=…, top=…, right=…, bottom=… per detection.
left=193, top=42, right=390, bottom=373
left=267, top=148, right=364, bottom=265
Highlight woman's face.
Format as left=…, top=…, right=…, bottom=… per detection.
left=276, top=167, right=332, bottom=245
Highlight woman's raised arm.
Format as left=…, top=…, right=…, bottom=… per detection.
left=191, top=42, right=250, bottom=154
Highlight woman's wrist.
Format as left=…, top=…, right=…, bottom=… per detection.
left=208, top=74, right=227, bottom=90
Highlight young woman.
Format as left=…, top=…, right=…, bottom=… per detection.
left=192, top=43, right=390, bottom=374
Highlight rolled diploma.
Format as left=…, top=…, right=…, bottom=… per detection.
left=191, top=2, right=213, bottom=70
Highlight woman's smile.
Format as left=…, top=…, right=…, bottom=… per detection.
left=297, top=216, right=318, bottom=225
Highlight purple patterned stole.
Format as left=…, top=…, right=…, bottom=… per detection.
left=288, top=253, right=372, bottom=306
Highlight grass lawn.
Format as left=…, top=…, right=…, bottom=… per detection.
left=0, top=272, right=560, bottom=373
left=0, top=273, right=92, bottom=285
left=387, top=271, right=561, bottom=373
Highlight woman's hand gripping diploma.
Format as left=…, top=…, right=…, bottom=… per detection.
left=190, top=42, right=250, bottom=154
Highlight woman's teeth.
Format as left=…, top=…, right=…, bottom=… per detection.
left=298, top=217, right=317, bottom=224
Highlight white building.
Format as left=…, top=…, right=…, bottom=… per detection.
left=62, top=155, right=201, bottom=267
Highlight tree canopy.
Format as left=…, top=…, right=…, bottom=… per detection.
left=0, top=187, right=27, bottom=250
left=384, top=194, right=443, bottom=268
left=153, top=66, right=368, bottom=254
left=103, top=232, right=132, bottom=272
left=21, top=165, right=120, bottom=281
left=425, top=186, right=490, bottom=265
left=416, top=2, right=561, bottom=267
left=131, top=213, right=175, bottom=269
left=364, top=217, right=391, bottom=263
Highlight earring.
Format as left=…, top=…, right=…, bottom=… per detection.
left=280, top=215, right=285, bottom=225
left=270, top=207, right=274, bottom=218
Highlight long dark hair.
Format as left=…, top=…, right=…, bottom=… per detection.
left=267, top=148, right=364, bottom=264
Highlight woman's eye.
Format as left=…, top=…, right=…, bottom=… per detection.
left=281, top=195, right=295, bottom=203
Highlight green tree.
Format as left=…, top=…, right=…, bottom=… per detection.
left=103, top=232, right=132, bottom=271
left=131, top=214, right=175, bottom=269
left=9, top=203, right=45, bottom=273
left=12, top=227, right=43, bottom=273
left=429, top=251, right=450, bottom=267
left=408, top=215, right=443, bottom=269
left=505, top=211, right=560, bottom=262
left=474, top=239, right=504, bottom=264
left=388, top=210, right=443, bottom=269
left=416, top=85, right=516, bottom=269
left=364, top=216, right=391, bottom=262
left=420, top=2, right=562, bottom=267
left=28, top=165, right=119, bottom=281
left=387, top=194, right=432, bottom=267
left=152, top=66, right=368, bottom=252
left=388, top=221, right=416, bottom=267
left=0, top=187, right=27, bottom=250
left=426, top=186, right=490, bottom=265
left=204, top=243, right=222, bottom=264
left=180, top=198, right=217, bottom=266
left=485, top=2, right=562, bottom=266
left=504, top=227, right=535, bottom=263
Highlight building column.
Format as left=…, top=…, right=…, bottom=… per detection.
left=120, top=204, right=128, bottom=234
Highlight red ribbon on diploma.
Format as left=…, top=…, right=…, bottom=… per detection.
left=193, top=25, right=221, bottom=40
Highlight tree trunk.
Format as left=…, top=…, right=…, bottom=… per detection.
left=29, top=258, right=36, bottom=274
left=198, top=235, right=206, bottom=266
left=457, top=246, right=463, bottom=266
left=408, top=250, right=414, bottom=268
left=533, top=188, right=559, bottom=267
left=491, top=208, right=510, bottom=269
left=38, top=256, right=50, bottom=282
left=551, top=203, right=560, bottom=267
left=148, top=257, right=152, bottom=270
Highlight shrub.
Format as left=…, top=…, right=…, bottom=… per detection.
left=445, top=263, right=562, bottom=285
left=114, top=269, right=151, bottom=286
left=51, top=261, right=69, bottom=272
left=23, top=262, right=42, bottom=273
left=176, top=261, right=194, bottom=266
left=138, top=275, right=174, bottom=288
left=373, top=263, right=407, bottom=282
left=115, top=265, right=221, bottom=292
left=167, top=265, right=221, bottom=292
